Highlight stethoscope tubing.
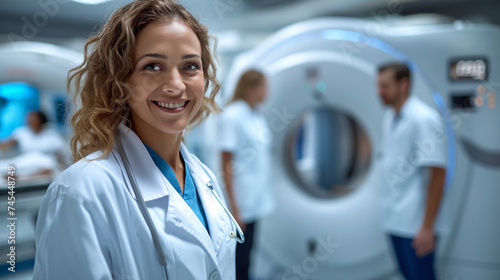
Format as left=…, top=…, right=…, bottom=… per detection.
left=116, top=134, right=245, bottom=280
left=116, top=136, right=169, bottom=280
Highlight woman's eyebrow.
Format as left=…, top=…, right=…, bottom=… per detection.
left=135, top=53, right=200, bottom=63
left=136, top=53, right=168, bottom=63
left=181, top=54, right=201, bottom=60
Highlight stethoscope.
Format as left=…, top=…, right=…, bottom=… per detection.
left=116, top=135, right=244, bottom=280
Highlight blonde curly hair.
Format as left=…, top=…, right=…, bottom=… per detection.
left=68, top=0, right=220, bottom=161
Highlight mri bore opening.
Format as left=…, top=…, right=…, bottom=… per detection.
left=286, top=106, right=371, bottom=198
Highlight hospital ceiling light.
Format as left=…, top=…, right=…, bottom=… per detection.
left=70, top=0, right=113, bottom=5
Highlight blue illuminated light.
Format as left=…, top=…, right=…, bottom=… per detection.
left=432, top=92, right=456, bottom=188
left=0, top=82, right=40, bottom=139
left=322, top=29, right=420, bottom=73
left=322, top=29, right=357, bottom=41
left=0, top=82, right=38, bottom=101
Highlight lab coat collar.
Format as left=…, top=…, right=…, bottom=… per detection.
left=180, top=143, right=226, bottom=255
left=117, top=124, right=224, bottom=258
left=116, top=123, right=170, bottom=201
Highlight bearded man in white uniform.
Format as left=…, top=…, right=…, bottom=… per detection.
left=378, top=62, right=447, bottom=280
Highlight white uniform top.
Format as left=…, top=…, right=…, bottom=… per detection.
left=1, top=125, right=65, bottom=177
left=33, top=124, right=236, bottom=280
left=380, top=95, right=447, bottom=238
left=218, top=100, right=275, bottom=223
left=10, top=125, right=64, bottom=154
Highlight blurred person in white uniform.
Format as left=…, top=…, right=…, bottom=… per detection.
left=0, top=111, right=65, bottom=178
left=219, top=69, right=276, bottom=280
left=33, top=1, right=237, bottom=279
left=378, top=62, right=447, bottom=280
left=0, top=111, right=64, bottom=155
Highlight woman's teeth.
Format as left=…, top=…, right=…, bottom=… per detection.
left=156, top=101, right=186, bottom=109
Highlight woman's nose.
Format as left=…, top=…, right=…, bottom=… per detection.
left=161, top=69, right=186, bottom=95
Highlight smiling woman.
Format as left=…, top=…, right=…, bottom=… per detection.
left=33, top=1, right=239, bottom=280
left=127, top=19, right=207, bottom=160
left=67, top=0, right=220, bottom=162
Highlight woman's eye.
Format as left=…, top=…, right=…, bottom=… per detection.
left=183, top=63, right=200, bottom=71
left=143, top=63, right=161, bottom=71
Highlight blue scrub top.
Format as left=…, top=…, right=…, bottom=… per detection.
left=143, top=143, right=209, bottom=233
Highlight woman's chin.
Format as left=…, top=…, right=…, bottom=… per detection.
left=157, top=122, right=189, bottom=135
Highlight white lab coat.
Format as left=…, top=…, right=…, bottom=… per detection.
left=33, top=124, right=236, bottom=280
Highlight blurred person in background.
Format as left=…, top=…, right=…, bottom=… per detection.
left=0, top=111, right=65, bottom=179
left=0, top=111, right=64, bottom=154
left=219, top=69, right=276, bottom=280
left=377, top=62, right=447, bottom=280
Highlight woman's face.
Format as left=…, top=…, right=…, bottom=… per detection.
left=247, top=79, right=267, bottom=105
left=127, top=19, right=204, bottom=136
left=27, top=112, right=43, bottom=132
left=254, top=79, right=267, bottom=104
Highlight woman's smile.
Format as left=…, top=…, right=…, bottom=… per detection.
left=152, top=99, right=190, bottom=113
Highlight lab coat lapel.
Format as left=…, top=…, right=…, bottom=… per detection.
left=160, top=143, right=219, bottom=265
left=181, top=143, right=226, bottom=256
left=117, top=124, right=170, bottom=201
left=165, top=186, right=219, bottom=262
left=118, top=125, right=220, bottom=266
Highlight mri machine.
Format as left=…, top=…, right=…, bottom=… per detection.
left=220, top=17, right=500, bottom=280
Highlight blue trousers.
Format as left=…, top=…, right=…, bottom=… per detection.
left=389, top=235, right=436, bottom=280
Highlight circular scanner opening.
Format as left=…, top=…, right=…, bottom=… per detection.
left=285, top=106, right=371, bottom=198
